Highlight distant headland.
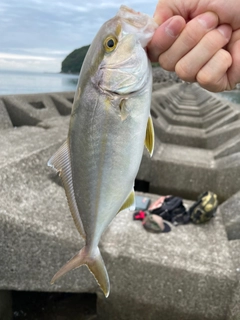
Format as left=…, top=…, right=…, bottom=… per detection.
left=61, top=45, right=160, bottom=75
left=61, top=45, right=90, bottom=74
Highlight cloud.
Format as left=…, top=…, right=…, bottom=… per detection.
left=0, top=52, right=61, bottom=72
left=0, top=54, right=61, bottom=72
left=0, top=0, right=157, bottom=72
left=19, top=48, right=70, bottom=56
left=0, top=53, right=56, bottom=61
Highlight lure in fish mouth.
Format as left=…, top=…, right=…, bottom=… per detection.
left=48, top=5, right=157, bottom=297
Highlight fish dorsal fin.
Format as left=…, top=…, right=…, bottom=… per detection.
left=145, top=115, right=154, bottom=157
left=118, top=190, right=135, bottom=213
left=48, top=140, right=86, bottom=239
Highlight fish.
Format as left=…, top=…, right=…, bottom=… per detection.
left=48, top=5, right=157, bottom=297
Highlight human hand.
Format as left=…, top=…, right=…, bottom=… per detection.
left=148, top=0, right=240, bottom=92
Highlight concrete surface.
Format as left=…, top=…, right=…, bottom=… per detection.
left=220, top=191, right=240, bottom=240
left=97, top=205, right=236, bottom=320
left=0, top=86, right=240, bottom=320
left=228, top=240, right=240, bottom=320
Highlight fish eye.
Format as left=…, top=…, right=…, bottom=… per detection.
left=107, top=39, right=114, bottom=48
left=104, top=36, right=118, bottom=53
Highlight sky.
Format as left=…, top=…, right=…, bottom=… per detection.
left=0, top=0, right=157, bottom=73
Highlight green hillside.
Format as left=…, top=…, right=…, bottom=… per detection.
left=61, top=45, right=159, bottom=74
left=61, top=45, right=90, bottom=74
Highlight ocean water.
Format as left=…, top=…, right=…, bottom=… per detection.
left=1, top=69, right=240, bottom=105
left=0, top=69, right=79, bottom=95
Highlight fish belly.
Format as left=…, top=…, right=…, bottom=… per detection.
left=69, top=91, right=149, bottom=248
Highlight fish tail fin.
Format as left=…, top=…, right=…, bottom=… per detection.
left=51, top=246, right=110, bottom=297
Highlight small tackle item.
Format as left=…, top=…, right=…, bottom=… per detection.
left=189, top=191, right=218, bottom=224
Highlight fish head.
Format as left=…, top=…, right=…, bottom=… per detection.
left=89, top=6, right=158, bottom=96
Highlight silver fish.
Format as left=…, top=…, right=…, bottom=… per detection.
left=48, top=5, right=157, bottom=297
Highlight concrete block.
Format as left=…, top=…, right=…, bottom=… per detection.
left=0, top=121, right=97, bottom=293
left=0, top=87, right=239, bottom=320
left=152, top=68, right=181, bottom=84
left=220, top=191, right=240, bottom=240
left=97, top=203, right=235, bottom=320
left=137, top=83, right=240, bottom=202
left=0, top=172, right=236, bottom=320
left=50, top=92, right=73, bottom=116
left=0, top=100, right=12, bottom=130
left=0, top=92, right=74, bottom=127
left=228, top=240, right=240, bottom=320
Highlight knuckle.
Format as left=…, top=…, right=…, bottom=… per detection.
left=218, top=49, right=232, bottom=66
left=159, top=54, right=175, bottom=71
left=204, top=33, right=226, bottom=52
left=196, top=69, right=215, bottom=87
left=196, top=71, right=220, bottom=91
left=203, top=36, right=218, bottom=52
left=196, top=69, right=224, bottom=92
left=175, top=60, right=195, bottom=82
left=203, top=27, right=231, bottom=54
left=181, top=27, right=200, bottom=48
left=197, top=49, right=231, bottom=89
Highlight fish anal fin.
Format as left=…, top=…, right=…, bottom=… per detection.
left=118, top=190, right=135, bottom=213
left=48, top=140, right=86, bottom=239
left=51, top=246, right=110, bottom=298
left=144, top=116, right=154, bottom=157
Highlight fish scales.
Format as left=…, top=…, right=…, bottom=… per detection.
left=48, top=5, right=157, bottom=297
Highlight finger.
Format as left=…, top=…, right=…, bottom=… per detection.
left=154, top=3, right=176, bottom=25
left=153, top=0, right=238, bottom=28
left=175, top=24, right=232, bottom=82
left=153, top=0, right=190, bottom=25
left=147, top=16, right=186, bottom=62
left=159, top=11, right=219, bottom=71
left=196, top=49, right=232, bottom=92
left=227, top=29, right=240, bottom=89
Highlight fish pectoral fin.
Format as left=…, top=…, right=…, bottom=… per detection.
left=144, top=115, right=154, bottom=157
left=119, top=99, right=128, bottom=121
left=47, top=140, right=86, bottom=239
left=51, top=246, right=110, bottom=298
left=118, top=190, right=135, bottom=213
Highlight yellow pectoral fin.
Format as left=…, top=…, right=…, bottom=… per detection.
left=118, top=190, right=135, bottom=213
left=119, top=99, right=128, bottom=121
left=145, top=116, right=155, bottom=157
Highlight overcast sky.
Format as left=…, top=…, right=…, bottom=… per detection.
left=0, top=0, right=157, bottom=73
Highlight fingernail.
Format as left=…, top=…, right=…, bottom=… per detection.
left=153, top=12, right=163, bottom=25
left=165, top=17, right=183, bottom=38
left=218, top=24, right=232, bottom=39
left=197, top=12, right=218, bottom=29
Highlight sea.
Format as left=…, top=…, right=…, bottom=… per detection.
left=1, top=69, right=240, bottom=105
left=0, top=69, right=79, bottom=95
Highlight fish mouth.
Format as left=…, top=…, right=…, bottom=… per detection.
left=118, top=5, right=148, bottom=29
left=117, top=5, right=158, bottom=31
